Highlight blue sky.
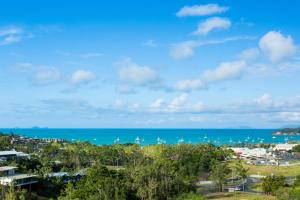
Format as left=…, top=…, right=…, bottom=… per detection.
left=0, top=0, right=300, bottom=128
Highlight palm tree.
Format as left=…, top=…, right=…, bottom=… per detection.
left=234, top=159, right=249, bottom=191
left=211, top=161, right=231, bottom=192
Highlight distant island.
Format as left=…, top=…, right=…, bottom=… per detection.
left=273, top=127, right=300, bottom=135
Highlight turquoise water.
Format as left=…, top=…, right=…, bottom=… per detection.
left=0, top=128, right=299, bottom=145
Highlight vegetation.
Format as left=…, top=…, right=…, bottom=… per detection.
left=1, top=132, right=300, bottom=200
left=274, top=127, right=300, bottom=135
left=292, top=144, right=300, bottom=153
left=210, top=161, right=231, bottom=192
left=233, top=159, right=249, bottom=191
left=261, top=175, right=285, bottom=195
left=0, top=133, right=232, bottom=200
left=229, top=160, right=300, bottom=176
left=205, top=192, right=276, bottom=200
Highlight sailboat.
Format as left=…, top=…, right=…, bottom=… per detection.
left=114, top=137, right=120, bottom=144
left=135, top=136, right=141, bottom=144
left=178, top=138, right=184, bottom=144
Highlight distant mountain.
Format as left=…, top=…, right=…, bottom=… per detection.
left=273, top=127, right=300, bottom=135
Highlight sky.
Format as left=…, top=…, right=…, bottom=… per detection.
left=0, top=0, right=300, bottom=128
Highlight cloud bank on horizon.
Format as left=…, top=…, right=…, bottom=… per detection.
left=0, top=0, right=299, bottom=128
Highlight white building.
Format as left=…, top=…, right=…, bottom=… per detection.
left=0, top=150, right=30, bottom=160
left=273, top=143, right=298, bottom=151
left=231, top=147, right=269, bottom=158
left=0, top=166, right=37, bottom=186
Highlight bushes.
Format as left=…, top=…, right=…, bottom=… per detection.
left=261, top=175, right=285, bottom=195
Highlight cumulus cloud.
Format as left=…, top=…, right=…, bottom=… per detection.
left=255, top=93, right=273, bottom=107
left=202, top=60, right=246, bottom=83
left=11, top=63, right=62, bottom=86
left=149, top=98, right=165, bottom=111
left=193, top=17, right=231, bottom=36
left=176, top=79, right=205, bottom=91
left=168, top=93, right=188, bottom=112
left=169, top=41, right=198, bottom=60
left=239, top=48, right=260, bottom=61
left=118, top=58, right=159, bottom=85
left=176, top=4, right=229, bottom=17
left=259, top=31, right=297, bottom=63
left=174, top=60, right=246, bottom=92
left=71, top=70, right=96, bottom=85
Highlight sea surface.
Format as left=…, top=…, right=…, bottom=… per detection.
left=0, top=128, right=299, bottom=146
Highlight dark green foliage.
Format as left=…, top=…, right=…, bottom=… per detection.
left=261, top=175, right=285, bottom=195
left=292, top=145, right=300, bottom=153
left=210, top=161, right=231, bottom=192
left=276, top=187, right=300, bottom=200
left=59, top=165, right=129, bottom=200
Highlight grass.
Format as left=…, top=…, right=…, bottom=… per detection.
left=250, top=183, right=263, bottom=192
left=229, top=160, right=300, bottom=177
left=205, top=192, right=275, bottom=200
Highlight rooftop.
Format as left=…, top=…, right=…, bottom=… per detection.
left=0, top=166, right=17, bottom=172
left=0, top=174, right=37, bottom=180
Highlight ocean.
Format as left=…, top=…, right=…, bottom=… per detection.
left=0, top=128, right=299, bottom=146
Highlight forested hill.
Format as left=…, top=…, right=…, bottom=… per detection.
left=273, top=128, right=300, bottom=135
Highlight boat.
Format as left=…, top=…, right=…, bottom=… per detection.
left=135, top=137, right=141, bottom=144
left=178, top=138, right=184, bottom=144
left=114, top=137, right=120, bottom=144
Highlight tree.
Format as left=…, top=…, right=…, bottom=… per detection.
left=276, top=187, right=300, bottom=200
left=0, top=184, right=26, bottom=200
left=234, top=159, right=249, bottom=191
left=293, top=175, right=300, bottom=187
left=59, top=164, right=129, bottom=200
left=261, top=175, right=285, bottom=195
left=129, top=158, right=192, bottom=200
left=210, top=161, right=231, bottom=192
left=292, top=145, right=300, bottom=153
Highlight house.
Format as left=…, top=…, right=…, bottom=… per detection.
left=0, top=166, right=37, bottom=186
left=0, top=150, right=30, bottom=160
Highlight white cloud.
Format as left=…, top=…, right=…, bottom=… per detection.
left=168, top=93, right=188, bottom=112
left=170, top=36, right=254, bottom=60
left=259, top=31, right=297, bottom=63
left=277, top=112, right=300, bottom=123
left=176, top=4, right=229, bottom=17
left=193, top=17, right=231, bottom=36
left=239, top=48, right=260, bottom=61
left=174, top=60, right=246, bottom=92
left=118, top=58, right=159, bottom=85
left=150, top=98, right=165, bottom=111
left=255, top=93, right=273, bottom=106
left=202, top=60, right=246, bottom=83
left=176, top=79, right=205, bottom=91
left=143, top=40, right=157, bottom=47
left=80, top=53, right=103, bottom=58
left=0, top=27, right=24, bottom=46
left=116, top=85, right=136, bottom=94
left=71, top=70, right=96, bottom=84
left=11, top=63, right=62, bottom=86
left=170, top=41, right=198, bottom=60
left=33, top=68, right=61, bottom=85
